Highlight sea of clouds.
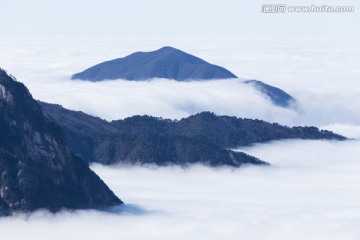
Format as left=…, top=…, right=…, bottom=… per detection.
left=0, top=35, right=359, bottom=239
left=1, top=139, right=359, bottom=240
left=1, top=35, right=359, bottom=135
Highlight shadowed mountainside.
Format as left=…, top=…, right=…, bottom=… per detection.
left=0, top=69, right=122, bottom=216
left=39, top=102, right=345, bottom=167
left=245, top=80, right=295, bottom=107
left=40, top=102, right=267, bottom=167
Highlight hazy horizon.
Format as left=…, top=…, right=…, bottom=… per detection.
left=1, top=0, right=359, bottom=37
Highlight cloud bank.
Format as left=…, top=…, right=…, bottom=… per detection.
left=0, top=35, right=359, bottom=239
left=1, top=36, right=359, bottom=130
left=35, top=78, right=297, bottom=123
left=1, top=139, right=359, bottom=240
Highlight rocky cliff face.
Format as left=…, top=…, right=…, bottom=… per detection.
left=0, top=69, right=122, bottom=216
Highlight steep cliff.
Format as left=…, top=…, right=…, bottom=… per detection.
left=0, top=69, right=122, bottom=215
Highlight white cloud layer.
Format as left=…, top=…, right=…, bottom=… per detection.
left=35, top=77, right=298, bottom=123
left=1, top=36, right=359, bottom=129
left=0, top=35, right=359, bottom=239
left=1, top=139, right=359, bottom=240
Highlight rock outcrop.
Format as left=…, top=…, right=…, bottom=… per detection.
left=0, top=69, right=122, bottom=216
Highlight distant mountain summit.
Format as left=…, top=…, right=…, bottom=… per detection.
left=72, top=46, right=297, bottom=108
left=71, top=46, right=238, bottom=81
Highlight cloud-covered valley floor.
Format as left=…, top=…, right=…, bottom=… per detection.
left=1, top=36, right=359, bottom=239
left=1, top=139, right=359, bottom=240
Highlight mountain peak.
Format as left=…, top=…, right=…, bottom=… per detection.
left=71, top=47, right=237, bottom=81
left=158, top=46, right=179, bottom=51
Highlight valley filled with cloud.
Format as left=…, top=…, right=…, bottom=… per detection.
left=1, top=139, right=359, bottom=240
left=1, top=36, right=359, bottom=131
left=0, top=35, right=359, bottom=239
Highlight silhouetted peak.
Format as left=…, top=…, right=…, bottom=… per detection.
left=157, top=46, right=180, bottom=52
left=71, top=47, right=237, bottom=81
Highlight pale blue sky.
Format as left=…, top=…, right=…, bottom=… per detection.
left=0, top=0, right=359, bottom=37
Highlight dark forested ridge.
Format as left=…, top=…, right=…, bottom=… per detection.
left=0, top=69, right=122, bottom=216
left=39, top=102, right=267, bottom=167
left=40, top=102, right=345, bottom=167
